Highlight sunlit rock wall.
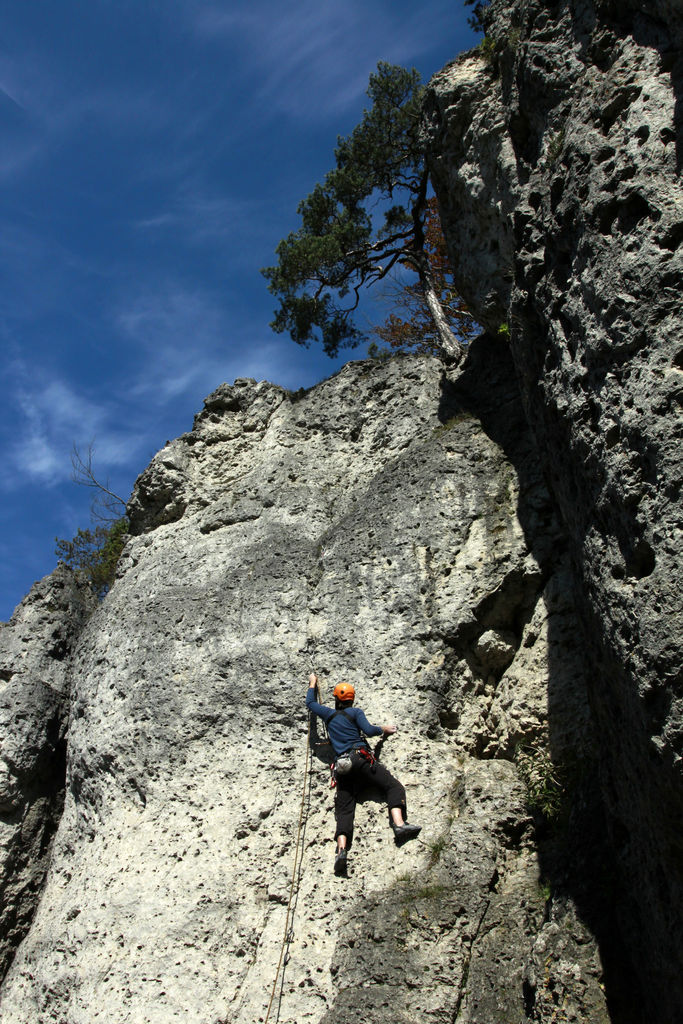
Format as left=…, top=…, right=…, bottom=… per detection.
left=0, top=350, right=608, bottom=1023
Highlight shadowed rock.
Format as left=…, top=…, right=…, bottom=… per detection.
left=427, top=1, right=683, bottom=1018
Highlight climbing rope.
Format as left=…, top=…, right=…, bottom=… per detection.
left=263, top=703, right=313, bottom=1024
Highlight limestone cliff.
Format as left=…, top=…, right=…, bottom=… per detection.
left=426, top=0, right=683, bottom=1019
left=0, top=567, right=95, bottom=980
left=1, top=1, right=681, bottom=1021
left=0, top=349, right=611, bottom=1023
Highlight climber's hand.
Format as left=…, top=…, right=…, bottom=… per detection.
left=309, top=672, right=318, bottom=688
left=382, top=724, right=397, bottom=736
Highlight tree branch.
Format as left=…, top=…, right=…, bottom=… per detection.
left=71, top=444, right=128, bottom=523
left=407, top=172, right=465, bottom=362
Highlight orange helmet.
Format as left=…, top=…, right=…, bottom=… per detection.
left=333, top=682, right=355, bottom=703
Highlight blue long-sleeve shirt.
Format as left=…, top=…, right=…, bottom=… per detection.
left=306, top=688, right=383, bottom=757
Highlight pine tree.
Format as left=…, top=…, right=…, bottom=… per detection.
left=464, top=0, right=491, bottom=34
left=263, top=62, right=464, bottom=362
left=55, top=518, right=128, bottom=600
left=370, top=198, right=476, bottom=356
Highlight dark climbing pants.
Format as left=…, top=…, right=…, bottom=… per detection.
left=334, top=756, right=407, bottom=847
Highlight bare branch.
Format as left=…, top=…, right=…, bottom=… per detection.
left=71, top=443, right=127, bottom=523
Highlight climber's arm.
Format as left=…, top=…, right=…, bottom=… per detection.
left=305, top=675, right=333, bottom=722
left=353, top=707, right=385, bottom=739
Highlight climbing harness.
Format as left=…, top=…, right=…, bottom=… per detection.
left=355, top=746, right=376, bottom=767
left=327, top=707, right=367, bottom=784
left=330, top=745, right=376, bottom=788
left=326, top=707, right=359, bottom=730
left=324, top=704, right=379, bottom=787
left=263, top=703, right=313, bottom=1024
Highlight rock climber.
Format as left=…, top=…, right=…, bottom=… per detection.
left=306, top=672, right=421, bottom=876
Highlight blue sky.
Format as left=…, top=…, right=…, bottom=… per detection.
left=0, top=1, right=476, bottom=621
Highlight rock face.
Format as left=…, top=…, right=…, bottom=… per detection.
left=0, top=567, right=95, bottom=979
left=426, top=0, right=682, bottom=1018
left=0, top=351, right=611, bottom=1022
left=1, top=2, right=680, bottom=1019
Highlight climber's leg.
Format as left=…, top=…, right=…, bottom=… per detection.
left=334, top=775, right=356, bottom=874
left=367, top=761, right=421, bottom=845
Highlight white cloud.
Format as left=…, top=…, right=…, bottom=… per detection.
left=15, top=435, right=61, bottom=482
left=133, top=184, right=265, bottom=249
left=116, top=286, right=233, bottom=402
left=114, top=280, right=346, bottom=407
left=3, top=363, right=144, bottom=491
left=0, top=54, right=52, bottom=114
left=194, top=3, right=369, bottom=112
left=0, top=49, right=181, bottom=185
left=188, top=0, right=449, bottom=120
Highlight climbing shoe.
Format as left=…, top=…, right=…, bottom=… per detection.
left=334, top=848, right=348, bottom=877
left=392, top=823, right=422, bottom=847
